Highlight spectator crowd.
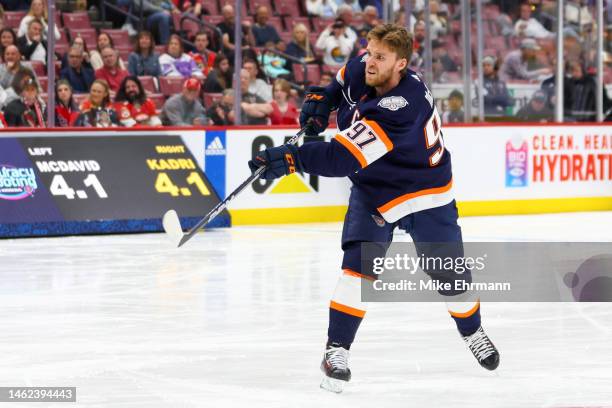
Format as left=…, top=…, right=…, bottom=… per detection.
left=0, top=0, right=609, bottom=128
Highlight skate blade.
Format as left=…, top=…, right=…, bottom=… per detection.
left=320, top=376, right=347, bottom=393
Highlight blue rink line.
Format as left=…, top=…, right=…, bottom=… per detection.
left=0, top=214, right=230, bottom=238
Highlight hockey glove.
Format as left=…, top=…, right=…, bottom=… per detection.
left=299, top=86, right=333, bottom=136
left=248, top=144, right=303, bottom=180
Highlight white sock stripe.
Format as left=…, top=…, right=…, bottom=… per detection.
left=331, top=272, right=368, bottom=312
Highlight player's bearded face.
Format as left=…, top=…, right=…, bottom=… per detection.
left=364, top=39, right=404, bottom=88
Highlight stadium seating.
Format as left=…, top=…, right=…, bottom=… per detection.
left=68, top=28, right=97, bottom=46
left=159, top=76, right=186, bottom=96
left=3, top=11, right=26, bottom=29
left=138, top=76, right=158, bottom=94
left=62, top=12, right=91, bottom=29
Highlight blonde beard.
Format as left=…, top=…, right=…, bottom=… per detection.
left=365, top=68, right=394, bottom=88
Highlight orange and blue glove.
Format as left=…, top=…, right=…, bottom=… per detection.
left=248, top=144, right=302, bottom=180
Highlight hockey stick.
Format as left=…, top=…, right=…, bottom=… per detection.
left=162, top=126, right=308, bottom=248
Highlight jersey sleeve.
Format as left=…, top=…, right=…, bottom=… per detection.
left=297, top=118, right=395, bottom=177
left=332, top=119, right=393, bottom=168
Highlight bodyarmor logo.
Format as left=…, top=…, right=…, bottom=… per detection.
left=0, top=164, right=38, bottom=200
left=505, top=140, right=528, bottom=187
left=378, top=96, right=408, bottom=111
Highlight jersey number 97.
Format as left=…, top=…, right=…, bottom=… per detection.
left=424, top=107, right=445, bottom=167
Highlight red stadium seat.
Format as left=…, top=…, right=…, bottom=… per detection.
left=312, top=17, right=334, bottom=33
left=286, top=16, right=311, bottom=32
left=203, top=92, right=222, bottom=108
left=53, top=13, right=62, bottom=28
left=279, top=31, right=292, bottom=44
left=102, top=29, right=131, bottom=48
left=69, top=28, right=97, bottom=46
left=116, top=45, right=132, bottom=62
left=138, top=76, right=158, bottom=93
left=293, top=63, right=320, bottom=85
left=62, top=12, right=91, bottom=29
left=54, top=43, right=69, bottom=57
left=38, top=76, right=49, bottom=91
left=3, top=11, right=26, bottom=29
left=149, top=93, right=166, bottom=109
left=180, top=17, right=201, bottom=40
left=29, top=60, right=46, bottom=76
left=204, top=15, right=225, bottom=26
left=159, top=76, right=186, bottom=96
left=155, top=45, right=167, bottom=55
left=74, top=93, right=88, bottom=106
left=267, top=16, right=284, bottom=34
left=203, top=0, right=220, bottom=15
left=277, top=0, right=303, bottom=17
left=57, top=28, right=69, bottom=45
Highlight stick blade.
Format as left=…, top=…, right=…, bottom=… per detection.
left=162, top=209, right=184, bottom=247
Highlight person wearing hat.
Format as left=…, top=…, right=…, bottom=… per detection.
left=499, top=38, right=552, bottom=82
left=315, top=17, right=355, bottom=67
left=161, top=77, right=207, bottom=126
left=480, top=55, right=513, bottom=117
left=515, top=89, right=553, bottom=122
left=4, top=76, right=46, bottom=127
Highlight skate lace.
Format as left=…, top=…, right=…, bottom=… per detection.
left=464, top=328, right=495, bottom=361
left=325, top=346, right=349, bottom=370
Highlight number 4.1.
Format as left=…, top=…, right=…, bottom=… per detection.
left=50, top=174, right=108, bottom=199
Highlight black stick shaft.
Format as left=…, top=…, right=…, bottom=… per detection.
left=177, top=127, right=308, bottom=247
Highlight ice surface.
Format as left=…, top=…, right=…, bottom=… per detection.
left=1, top=212, right=611, bottom=407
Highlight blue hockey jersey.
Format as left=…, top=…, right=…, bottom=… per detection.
left=297, top=54, right=454, bottom=222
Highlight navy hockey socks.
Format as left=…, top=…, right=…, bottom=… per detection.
left=327, top=269, right=370, bottom=347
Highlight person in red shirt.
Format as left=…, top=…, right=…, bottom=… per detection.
left=114, top=76, right=162, bottom=127
left=189, top=31, right=216, bottom=76
left=54, top=79, right=80, bottom=126
left=269, top=78, right=298, bottom=125
left=95, top=46, right=129, bottom=93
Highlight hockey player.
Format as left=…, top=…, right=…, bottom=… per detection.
left=248, top=24, right=500, bottom=393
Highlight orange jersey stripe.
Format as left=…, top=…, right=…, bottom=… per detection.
left=343, top=268, right=376, bottom=281
left=330, top=300, right=366, bottom=318
left=378, top=179, right=454, bottom=213
left=448, top=300, right=481, bottom=318
left=334, top=134, right=368, bottom=168
left=363, top=119, right=393, bottom=151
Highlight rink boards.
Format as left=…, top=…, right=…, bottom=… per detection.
left=0, top=124, right=611, bottom=236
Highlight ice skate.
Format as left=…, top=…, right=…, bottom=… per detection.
left=462, top=326, right=500, bottom=371
left=320, top=343, right=351, bottom=393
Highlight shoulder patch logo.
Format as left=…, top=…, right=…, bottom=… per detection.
left=378, top=96, right=408, bottom=111
left=360, top=53, right=368, bottom=63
